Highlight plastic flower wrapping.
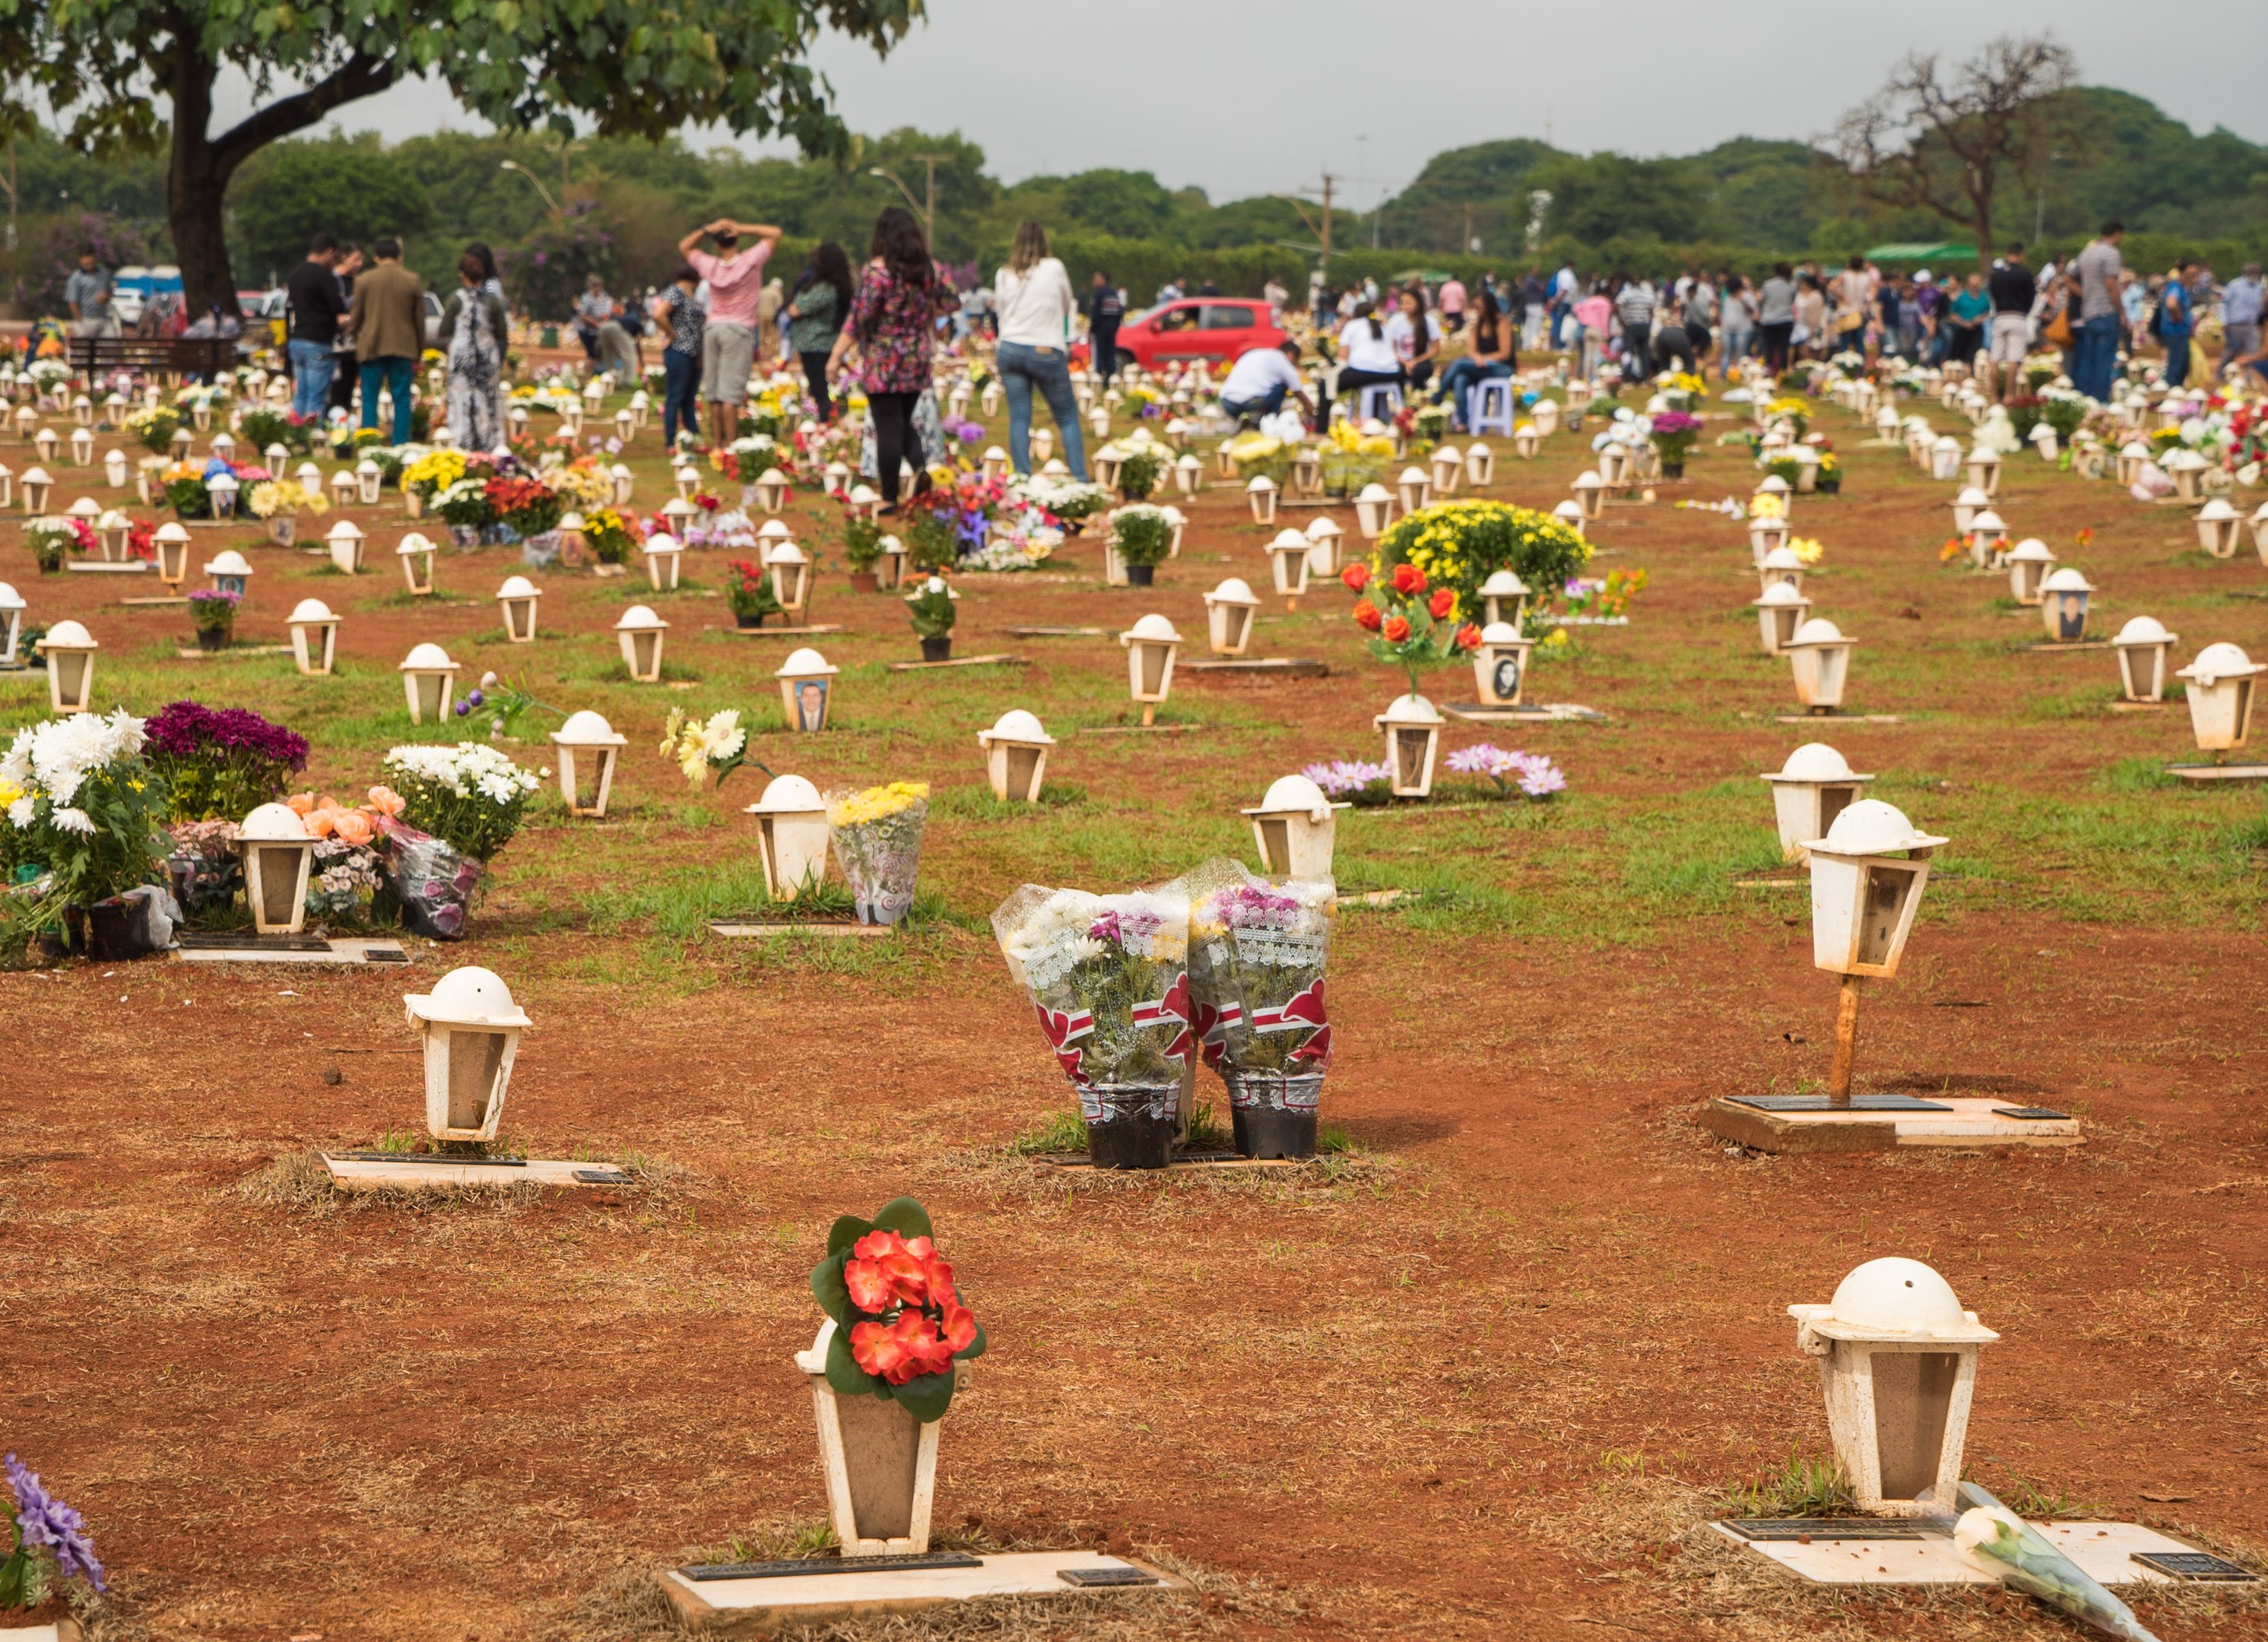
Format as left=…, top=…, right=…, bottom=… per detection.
left=1951, top=1488, right=2162, bottom=1642
left=807, top=1197, right=985, bottom=1422
left=826, top=782, right=929, bottom=926
left=1166, top=859, right=1332, bottom=1119
left=991, top=883, right=1194, bottom=1127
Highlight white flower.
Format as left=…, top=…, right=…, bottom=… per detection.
left=1067, top=935, right=1107, bottom=963
left=699, top=709, right=745, bottom=761
left=52, top=807, right=96, bottom=835
left=7, top=797, right=32, bottom=827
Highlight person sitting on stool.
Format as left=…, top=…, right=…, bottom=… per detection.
left=1220, top=339, right=1314, bottom=426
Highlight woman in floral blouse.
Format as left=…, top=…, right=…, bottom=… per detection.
left=829, top=206, right=950, bottom=510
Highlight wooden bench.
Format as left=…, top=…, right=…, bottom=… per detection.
left=66, top=336, right=239, bottom=382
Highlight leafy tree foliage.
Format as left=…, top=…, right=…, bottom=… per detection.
left=231, top=138, right=435, bottom=283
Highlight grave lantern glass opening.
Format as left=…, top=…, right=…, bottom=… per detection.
left=614, top=604, right=669, bottom=683
left=496, top=575, right=542, bottom=642
left=1119, top=613, right=1182, bottom=725
left=2111, top=616, right=2177, bottom=703
left=550, top=709, right=627, bottom=818
left=1808, top=799, right=1944, bottom=981
left=1353, top=482, right=1394, bottom=539
left=152, top=522, right=191, bottom=585
left=236, top=801, right=317, bottom=935
left=768, top=542, right=812, bottom=617
left=1244, top=772, right=1350, bottom=880
left=397, top=532, right=436, bottom=595
left=1790, top=1257, right=1996, bottom=1517
left=976, top=708, right=1055, bottom=804
left=202, top=549, right=252, bottom=600
left=1266, top=528, right=1312, bottom=606
left=398, top=642, right=458, bottom=724
left=1472, top=623, right=1535, bottom=707
left=2006, top=538, right=2055, bottom=605
left=286, top=598, right=340, bottom=676
left=2037, top=567, right=2092, bottom=642
left=643, top=529, right=685, bottom=592
left=1246, top=474, right=1279, bottom=525
left=2194, top=499, right=2241, bottom=559
left=36, top=620, right=98, bottom=714
left=1784, top=617, right=1857, bottom=711
left=1761, top=742, right=1874, bottom=861
left=1372, top=693, right=1445, bottom=797
left=404, top=966, right=530, bottom=1144
left=2174, top=642, right=2263, bottom=752
left=1203, top=577, right=1261, bottom=656
left=747, top=772, right=831, bottom=898
left=0, top=582, right=24, bottom=666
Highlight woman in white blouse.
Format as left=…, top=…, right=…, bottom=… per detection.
left=1333, top=296, right=1407, bottom=415
left=992, top=221, right=1087, bottom=477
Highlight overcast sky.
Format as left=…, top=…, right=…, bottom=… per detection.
left=216, top=0, right=2268, bottom=210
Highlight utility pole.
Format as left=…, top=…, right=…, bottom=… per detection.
left=1320, top=173, right=1334, bottom=281
left=2, top=138, right=15, bottom=253
left=1462, top=202, right=1473, bottom=256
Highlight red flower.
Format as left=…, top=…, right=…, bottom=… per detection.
left=850, top=1313, right=954, bottom=1384
left=1428, top=588, right=1455, bottom=620
left=937, top=1298, right=978, bottom=1353
left=1454, top=623, right=1483, bottom=650
left=1352, top=599, right=1382, bottom=632
left=1382, top=615, right=1410, bottom=642
left=1340, top=563, right=1369, bottom=591
left=845, top=1228, right=933, bottom=1311
left=1391, top=563, right=1426, bottom=596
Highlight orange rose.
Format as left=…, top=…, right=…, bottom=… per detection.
left=332, top=810, right=375, bottom=847
left=1454, top=623, right=1483, bottom=651
left=366, top=785, right=405, bottom=817
left=1428, top=588, right=1456, bottom=620
left=1340, top=563, right=1369, bottom=591
left=303, top=807, right=338, bottom=838
left=1391, top=563, right=1426, bottom=596
left=1382, top=615, right=1410, bottom=642
left=286, top=791, right=315, bottom=816
left=1353, top=599, right=1382, bottom=632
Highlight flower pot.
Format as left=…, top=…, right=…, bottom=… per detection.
left=194, top=626, right=230, bottom=651
left=1126, top=562, right=1156, bottom=587
left=66, top=895, right=163, bottom=960
left=919, top=635, right=953, bottom=663
left=848, top=571, right=880, bottom=594
left=1083, top=1083, right=1178, bottom=1169
left=734, top=610, right=769, bottom=629
left=1225, top=1070, right=1323, bottom=1159
left=1660, top=459, right=1686, bottom=479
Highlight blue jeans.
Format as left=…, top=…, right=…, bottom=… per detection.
left=663, top=348, right=700, bottom=445
left=2162, top=331, right=2192, bottom=388
left=997, top=340, right=1086, bottom=477
left=358, top=356, right=415, bottom=444
left=2072, top=313, right=2121, bottom=401
left=289, top=340, right=335, bottom=420
left=1437, top=357, right=1511, bottom=426
left=1221, top=382, right=1289, bottom=421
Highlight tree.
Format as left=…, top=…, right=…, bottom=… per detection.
left=0, top=0, right=921, bottom=315
left=1832, top=34, right=2079, bottom=268
left=231, top=138, right=435, bottom=285
left=1533, top=154, right=1713, bottom=249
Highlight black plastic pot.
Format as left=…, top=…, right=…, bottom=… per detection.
left=194, top=627, right=230, bottom=651
left=919, top=635, right=953, bottom=662
left=1660, top=459, right=1686, bottom=479
left=1086, top=1111, right=1175, bottom=1168
left=65, top=897, right=161, bottom=960
left=734, top=611, right=768, bottom=629
left=1126, top=562, right=1156, bottom=587
left=1232, top=1105, right=1318, bottom=1160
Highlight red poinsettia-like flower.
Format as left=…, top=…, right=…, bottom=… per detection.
left=1391, top=563, right=1426, bottom=595
left=850, top=1312, right=956, bottom=1384
left=1454, top=623, right=1483, bottom=650
left=845, top=1228, right=934, bottom=1312
left=1428, top=588, right=1455, bottom=620
left=1340, top=562, right=1369, bottom=591
left=937, top=1298, right=978, bottom=1353
left=1353, top=599, right=1382, bottom=632
left=1382, top=615, right=1410, bottom=642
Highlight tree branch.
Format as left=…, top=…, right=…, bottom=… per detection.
left=208, top=49, right=398, bottom=176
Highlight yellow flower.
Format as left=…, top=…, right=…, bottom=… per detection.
left=1790, top=536, right=1825, bottom=566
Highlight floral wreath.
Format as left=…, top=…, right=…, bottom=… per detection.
left=808, top=1197, right=985, bottom=1421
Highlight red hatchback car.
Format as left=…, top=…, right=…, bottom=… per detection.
left=1110, top=299, right=1285, bottom=369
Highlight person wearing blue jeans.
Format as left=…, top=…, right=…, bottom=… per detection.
left=357, top=357, right=416, bottom=444
left=284, top=234, right=347, bottom=420
left=997, top=340, right=1086, bottom=477
left=1219, top=340, right=1314, bottom=426
left=287, top=340, right=335, bottom=419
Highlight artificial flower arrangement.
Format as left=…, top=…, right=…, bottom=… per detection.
left=1171, top=857, right=1334, bottom=1158
left=0, top=710, right=173, bottom=951
left=1340, top=559, right=1480, bottom=694
left=991, top=880, right=1194, bottom=1164
left=1763, top=395, right=1812, bottom=439
left=1789, top=535, right=1826, bottom=566
left=826, top=781, right=929, bottom=927
left=726, top=558, right=785, bottom=625
left=1302, top=759, right=1394, bottom=807
left=1661, top=371, right=1708, bottom=411
left=807, top=1197, right=984, bottom=1421
left=1010, top=474, right=1109, bottom=528
left=1555, top=567, right=1648, bottom=623
left=144, top=699, right=310, bottom=821
left=401, top=448, right=468, bottom=506
left=684, top=507, right=757, bottom=552
left=248, top=477, right=325, bottom=520
left=1375, top=499, right=1590, bottom=620
left=709, top=433, right=777, bottom=483
left=1320, top=417, right=1394, bottom=495
left=905, top=575, right=956, bottom=652
left=582, top=506, right=641, bottom=566
left=658, top=708, right=751, bottom=791
left=288, top=788, right=403, bottom=921
left=1445, top=744, right=1565, bottom=800
left=544, top=456, right=617, bottom=513
left=0, top=1450, right=106, bottom=1611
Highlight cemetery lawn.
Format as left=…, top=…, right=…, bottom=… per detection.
left=2, top=379, right=2265, bottom=1640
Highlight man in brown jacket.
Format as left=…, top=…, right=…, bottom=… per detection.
left=346, top=236, right=426, bottom=444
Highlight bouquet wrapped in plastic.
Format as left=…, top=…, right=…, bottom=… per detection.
left=1173, top=859, right=1334, bottom=1159
left=1951, top=1485, right=2162, bottom=1642
left=373, top=814, right=484, bottom=940
left=827, top=782, right=928, bottom=926
left=992, top=884, right=1193, bottom=1168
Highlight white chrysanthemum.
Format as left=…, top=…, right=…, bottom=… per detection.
left=0, top=727, right=34, bottom=788
left=699, top=709, right=745, bottom=760
left=8, top=797, right=33, bottom=827
left=52, top=807, right=96, bottom=835
left=1067, top=935, right=1107, bottom=963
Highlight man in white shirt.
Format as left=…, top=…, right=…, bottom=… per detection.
left=1220, top=340, right=1314, bottom=426
left=1551, top=263, right=1578, bottom=346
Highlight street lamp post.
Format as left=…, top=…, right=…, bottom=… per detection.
left=869, top=155, right=949, bottom=244
left=500, top=161, right=563, bottom=221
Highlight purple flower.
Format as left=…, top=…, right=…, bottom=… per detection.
left=1518, top=758, right=1567, bottom=798
left=5, top=1453, right=106, bottom=1591
left=1301, top=759, right=1390, bottom=798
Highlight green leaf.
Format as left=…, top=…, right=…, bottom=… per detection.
left=868, top=1197, right=932, bottom=1241
left=824, top=1322, right=879, bottom=1399
left=808, top=1252, right=850, bottom=1322
left=892, top=1365, right=955, bottom=1423
left=825, top=1213, right=871, bottom=1257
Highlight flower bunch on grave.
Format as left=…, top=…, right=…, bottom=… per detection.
left=1764, top=396, right=1812, bottom=438
left=1376, top=499, right=1591, bottom=622
left=433, top=477, right=496, bottom=530
left=124, top=403, right=181, bottom=454
left=904, top=575, right=956, bottom=640
left=1115, top=446, right=1166, bottom=499
left=287, top=791, right=401, bottom=920
left=0, top=711, right=171, bottom=941
left=1648, top=410, right=1703, bottom=464
left=711, top=433, right=776, bottom=483
left=908, top=473, right=1009, bottom=571
left=725, top=558, right=784, bottom=623
left=1340, top=559, right=1480, bottom=696
left=238, top=407, right=312, bottom=458
left=658, top=708, right=752, bottom=791
left=1445, top=744, right=1566, bottom=800
left=187, top=588, right=239, bottom=639
left=381, top=743, right=541, bottom=861
left=1302, top=759, right=1394, bottom=806
left=582, top=506, right=640, bottom=566
left=0, top=1452, right=105, bottom=1609
left=484, top=474, right=563, bottom=537
left=1109, top=503, right=1175, bottom=568
left=247, top=477, right=324, bottom=520
left=23, top=518, right=73, bottom=573
left=684, top=508, right=757, bottom=552
left=992, top=883, right=1193, bottom=1097
left=1556, top=567, right=1648, bottom=621
left=401, top=449, right=466, bottom=505
left=839, top=509, right=884, bottom=573
left=827, top=783, right=930, bottom=926
left=145, top=701, right=309, bottom=821
left=1790, top=536, right=1825, bottom=566
left=1010, top=474, right=1109, bottom=528
left=1175, top=860, right=1334, bottom=1099
left=1320, top=418, right=1393, bottom=495
left=808, top=1197, right=985, bottom=1419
